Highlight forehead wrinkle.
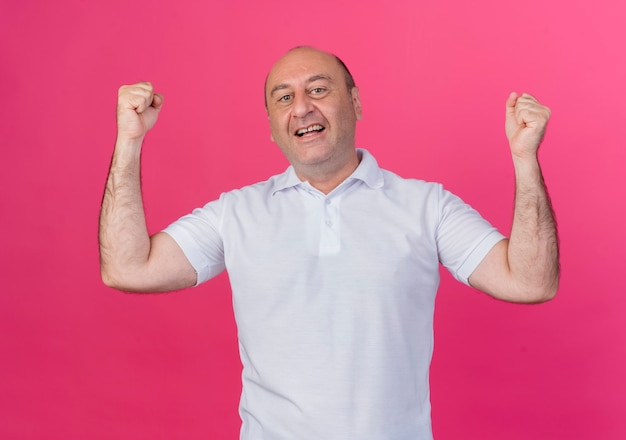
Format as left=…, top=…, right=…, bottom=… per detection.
left=307, top=74, right=332, bottom=83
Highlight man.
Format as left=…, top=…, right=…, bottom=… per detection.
left=100, top=46, right=559, bottom=439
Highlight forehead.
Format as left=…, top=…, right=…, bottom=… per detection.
left=266, top=48, right=344, bottom=93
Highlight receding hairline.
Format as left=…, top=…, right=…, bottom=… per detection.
left=264, top=46, right=356, bottom=108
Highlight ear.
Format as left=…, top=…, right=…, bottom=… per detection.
left=351, top=87, right=363, bottom=120
left=268, top=114, right=275, bottom=142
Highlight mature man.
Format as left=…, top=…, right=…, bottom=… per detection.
left=100, top=46, right=559, bottom=439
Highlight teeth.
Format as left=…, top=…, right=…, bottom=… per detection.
left=297, top=125, right=324, bottom=136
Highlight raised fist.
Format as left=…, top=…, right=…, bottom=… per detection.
left=116, top=82, right=163, bottom=142
left=505, top=92, right=551, bottom=160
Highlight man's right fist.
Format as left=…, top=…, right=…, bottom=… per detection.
left=116, top=82, right=163, bottom=142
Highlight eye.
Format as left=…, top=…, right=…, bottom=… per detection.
left=278, top=94, right=292, bottom=102
left=311, top=87, right=326, bottom=95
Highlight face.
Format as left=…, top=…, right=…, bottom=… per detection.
left=265, top=48, right=362, bottom=179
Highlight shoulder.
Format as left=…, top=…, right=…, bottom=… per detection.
left=359, top=149, right=445, bottom=199
left=219, top=168, right=292, bottom=202
left=378, top=168, right=445, bottom=202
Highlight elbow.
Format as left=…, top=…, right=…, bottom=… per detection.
left=523, top=289, right=557, bottom=304
left=514, top=278, right=559, bottom=304
left=99, top=254, right=125, bottom=290
left=100, top=267, right=125, bottom=291
left=540, top=281, right=559, bottom=303
left=537, top=272, right=560, bottom=303
left=100, top=265, right=139, bottom=292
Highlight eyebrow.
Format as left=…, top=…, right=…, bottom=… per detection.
left=269, top=74, right=332, bottom=97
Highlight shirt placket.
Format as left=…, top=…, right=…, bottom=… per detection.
left=319, top=195, right=341, bottom=255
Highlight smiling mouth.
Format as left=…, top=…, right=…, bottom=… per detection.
left=295, top=124, right=325, bottom=137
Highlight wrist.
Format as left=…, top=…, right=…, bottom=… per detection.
left=111, top=136, right=144, bottom=169
left=114, top=134, right=144, bottom=153
left=512, top=154, right=545, bottom=187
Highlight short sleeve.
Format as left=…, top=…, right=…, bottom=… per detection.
left=162, top=197, right=227, bottom=285
left=435, top=186, right=506, bottom=285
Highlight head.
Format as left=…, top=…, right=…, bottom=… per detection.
left=264, top=47, right=356, bottom=109
left=264, top=47, right=363, bottom=183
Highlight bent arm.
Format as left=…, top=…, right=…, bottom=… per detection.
left=469, top=93, right=560, bottom=303
left=469, top=158, right=559, bottom=302
left=99, top=83, right=196, bottom=292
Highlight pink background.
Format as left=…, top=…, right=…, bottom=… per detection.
left=1, top=0, right=625, bottom=438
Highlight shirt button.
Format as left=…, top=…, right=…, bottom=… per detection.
left=325, top=220, right=333, bottom=227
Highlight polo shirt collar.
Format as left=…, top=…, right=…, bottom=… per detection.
left=271, top=148, right=384, bottom=195
left=350, top=148, right=385, bottom=189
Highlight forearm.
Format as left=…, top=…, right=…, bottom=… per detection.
left=507, top=156, right=560, bottom=300
left=99, top=139, right=151, bottom=288
left=469, top=93, right=558, bottom=303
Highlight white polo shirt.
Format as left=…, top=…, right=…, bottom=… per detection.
left=164, top=149, right=504, bottom=440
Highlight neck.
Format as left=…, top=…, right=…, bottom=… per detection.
left=294, top=150, right=361, bottom=194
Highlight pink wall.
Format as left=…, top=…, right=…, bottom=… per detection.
left=1, top=0, right=624, bottom=438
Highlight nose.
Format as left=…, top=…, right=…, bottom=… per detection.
left=291, top=92, right=314, bottom=118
